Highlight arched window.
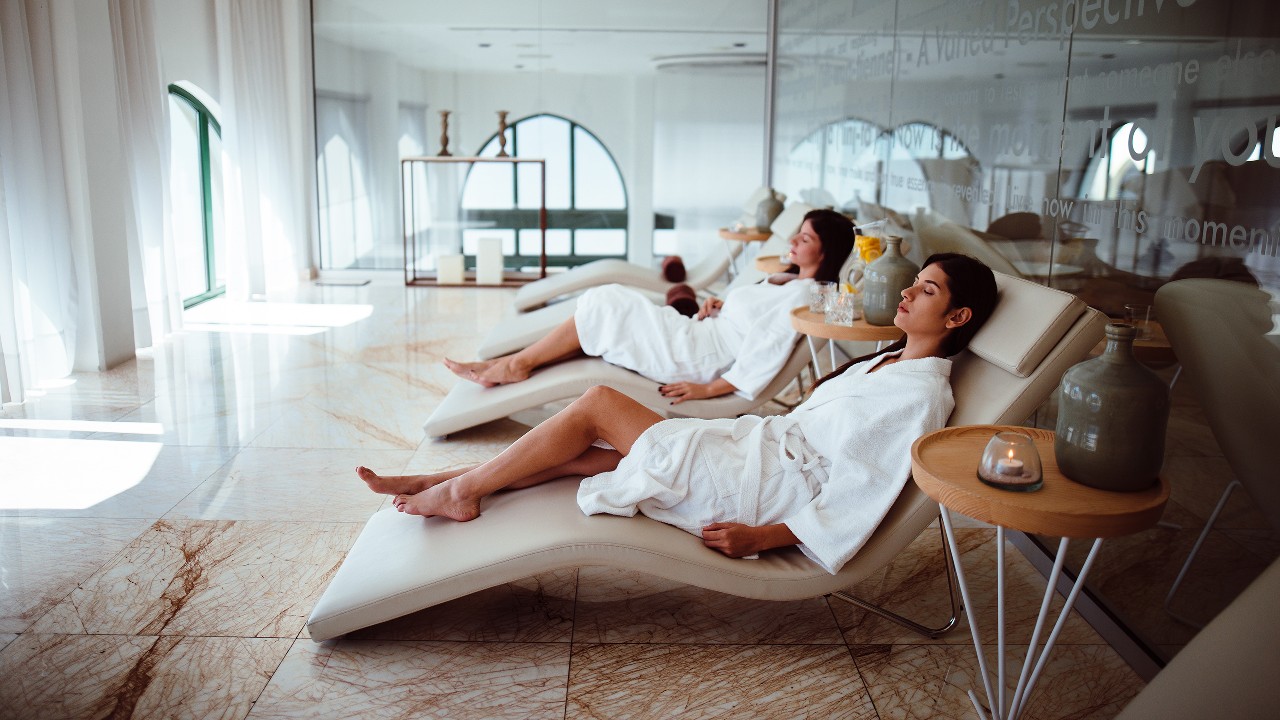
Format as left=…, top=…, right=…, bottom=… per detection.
left=460, top=114, right=628, bottom=267
left=886, top=121, right=978, bottom=214
left=168, top=85, right=225, bottom=307
left=1080, top=121, right=1156, bottom=200
left=788, top=117, right=889, bottom=209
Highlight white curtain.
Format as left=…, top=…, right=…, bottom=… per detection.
left=110, top=0, right=180, bottom=347
left=315, top=93, right=374, bottom=269
left=0, top=1, right=80, bottom=403
left=215, top=0, right=309, bottom=298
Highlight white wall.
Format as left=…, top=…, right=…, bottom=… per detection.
left=154, top=0, right=220, bottom=101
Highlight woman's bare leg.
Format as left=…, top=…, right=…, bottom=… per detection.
left=392, top=386, right=661, bottom=519
left=444, top=317, right=585, bottom=387
left=359, top=444, right=619, bottom=496
left=356, top=465, right=474, bottom=496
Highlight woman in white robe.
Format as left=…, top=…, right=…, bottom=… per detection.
left=443, top=209, right=857, bottom=403
left=359, top=253, right=998, bottom=575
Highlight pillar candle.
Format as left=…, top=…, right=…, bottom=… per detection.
left=476, top=237, right=504, bottom=285
left=437, top=254, right=465, bottom=285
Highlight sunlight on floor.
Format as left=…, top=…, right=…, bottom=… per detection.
left=0, top=419, right=163, bottom=435
left=0, top=436, right=162, bottom=509
left=184, top=299, right=374, bottom=334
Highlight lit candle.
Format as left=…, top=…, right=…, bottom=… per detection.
left=996, top=450, right=1024, bottom=476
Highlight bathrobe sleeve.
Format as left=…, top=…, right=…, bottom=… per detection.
left=719, top=281, right=809, bottom=401
left=782, top=359, right=954, bottom=574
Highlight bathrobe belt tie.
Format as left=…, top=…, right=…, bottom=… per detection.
left=730, top=417, right=828, bottom=530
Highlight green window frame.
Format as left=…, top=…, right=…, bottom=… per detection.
left=169, top=84, right=225, bottom=308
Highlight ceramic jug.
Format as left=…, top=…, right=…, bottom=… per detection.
left=861, top=236, right=918, bottom=326
left=1054, top=323, right=1169, bottom=491
left=754, top=189, right=784, bottom=230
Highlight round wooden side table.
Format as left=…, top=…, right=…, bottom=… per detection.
left=718, top=228, right=771, bottom=278
left=910, top=425, right=1169, bottom=720
left=790, top=306, right=903, bottom=377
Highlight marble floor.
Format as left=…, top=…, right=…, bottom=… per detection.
left=0, top=279, right=1147, bottom=719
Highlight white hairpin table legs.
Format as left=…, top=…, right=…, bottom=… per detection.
left=939, top=508, right=1106, bottom=720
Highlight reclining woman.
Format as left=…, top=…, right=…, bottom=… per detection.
left=360, top=253, right=997, bottom=575
left=445, top=209, right=857, bottom=404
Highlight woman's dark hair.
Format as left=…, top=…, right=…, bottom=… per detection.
left=783, top=209, right=857, bottom=283
left=813, top=252, right=998, bottom=387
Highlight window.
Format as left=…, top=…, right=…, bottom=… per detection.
left=168, top=85, right=225, bottom=307
left=1081, top=121, right=1156, bottom=201
left=789, top=117, right=889, bottom=209
left=460, top=114, right=628, bottom=267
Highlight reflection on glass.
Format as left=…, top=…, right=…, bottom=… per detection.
left=774, top=0, right=1279, bottom=670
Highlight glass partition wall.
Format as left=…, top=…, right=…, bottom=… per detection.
left=775, top=0, right=1279, bottom=671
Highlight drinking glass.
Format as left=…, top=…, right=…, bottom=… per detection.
left=808, top=281, right=835, bottom=313
left=1123, top=303, right=1152, bottom=340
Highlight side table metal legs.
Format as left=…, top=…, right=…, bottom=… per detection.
left=939, top=508, right=1106, bottom=720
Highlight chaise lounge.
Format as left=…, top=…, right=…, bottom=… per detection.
left=308, top=272, right=1106, bottom=640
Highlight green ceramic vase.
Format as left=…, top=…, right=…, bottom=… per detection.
left=862, top=236, right=919, bottom=326
left=1054, top=323, right=1169, bottom=491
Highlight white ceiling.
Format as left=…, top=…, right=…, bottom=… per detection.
left=312, top=0, right=1236, bottom=82
left=313, top=0, right=771, bottom=76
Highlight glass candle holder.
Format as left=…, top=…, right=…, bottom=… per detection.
left=977, top=431, right=1043, bottom=492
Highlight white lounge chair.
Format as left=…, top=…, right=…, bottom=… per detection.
left=307, top=272, right=1106, bottom=640
left=509, top=202, right=814, bottom=312
left=423, top=338, right=821, bottom=438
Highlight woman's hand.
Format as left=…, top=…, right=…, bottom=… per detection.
left=695, top=296, right=724, bottom=320
left=701, top=522, right=799, bottom=557
left=658, top=378, right=736, bottom=404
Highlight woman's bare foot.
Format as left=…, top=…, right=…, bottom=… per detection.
left=392, top=481, right=481, bottom=522
left=443, top=357, right=531, bottom=387
left=356, top=466, right=466, bottom=495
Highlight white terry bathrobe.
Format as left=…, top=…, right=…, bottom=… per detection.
left=573, top=280, right=812, bottom=401
left=577, top=353, right=954, bottom=574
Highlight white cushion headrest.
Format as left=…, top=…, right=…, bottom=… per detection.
left=967, top=272, right=1086, bottom=378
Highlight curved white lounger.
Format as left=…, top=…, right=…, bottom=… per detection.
left=510, top=202, right=815, bottom=312
left=308, top=273, right=1106, bottom=641
left=423, top=340, right=820, bottom=438
left=511, top=251, right=737, bottom=312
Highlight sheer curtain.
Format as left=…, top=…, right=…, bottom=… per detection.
left=215, top=0, right=309, bottom=298
left=0, top=1, right=80, bottom=403
left=110, top=0, right=181, bottom=347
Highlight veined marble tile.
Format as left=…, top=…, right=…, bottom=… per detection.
left=101, top=394, right=300, bottom=447
left=11, top=444, right=237, bottom=519
left=347, top=569, right=577, bottom=643
left=0, top=635, right=13, bottom=652
left=832, top=528, right=1100, bottom=646
left=566, top=643, right=876, bottom=719
left=29, top=519, right=363, bottom=638
left=574, top=567, right=844, bottom=645
left=0, top=633, right=291, bottom=720
left=248, top=363, right=446, bottom=450
left=409, top=418, right=529, bottom=468
left=249, top=639, right=569, bottom=719
left=853, top=643, right=1142, bottom=720
left=0, top=517, right=152, bottom=633
left=0, top=395, right=142, bottom=440
left=165, top=447, right=412, bottom=522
